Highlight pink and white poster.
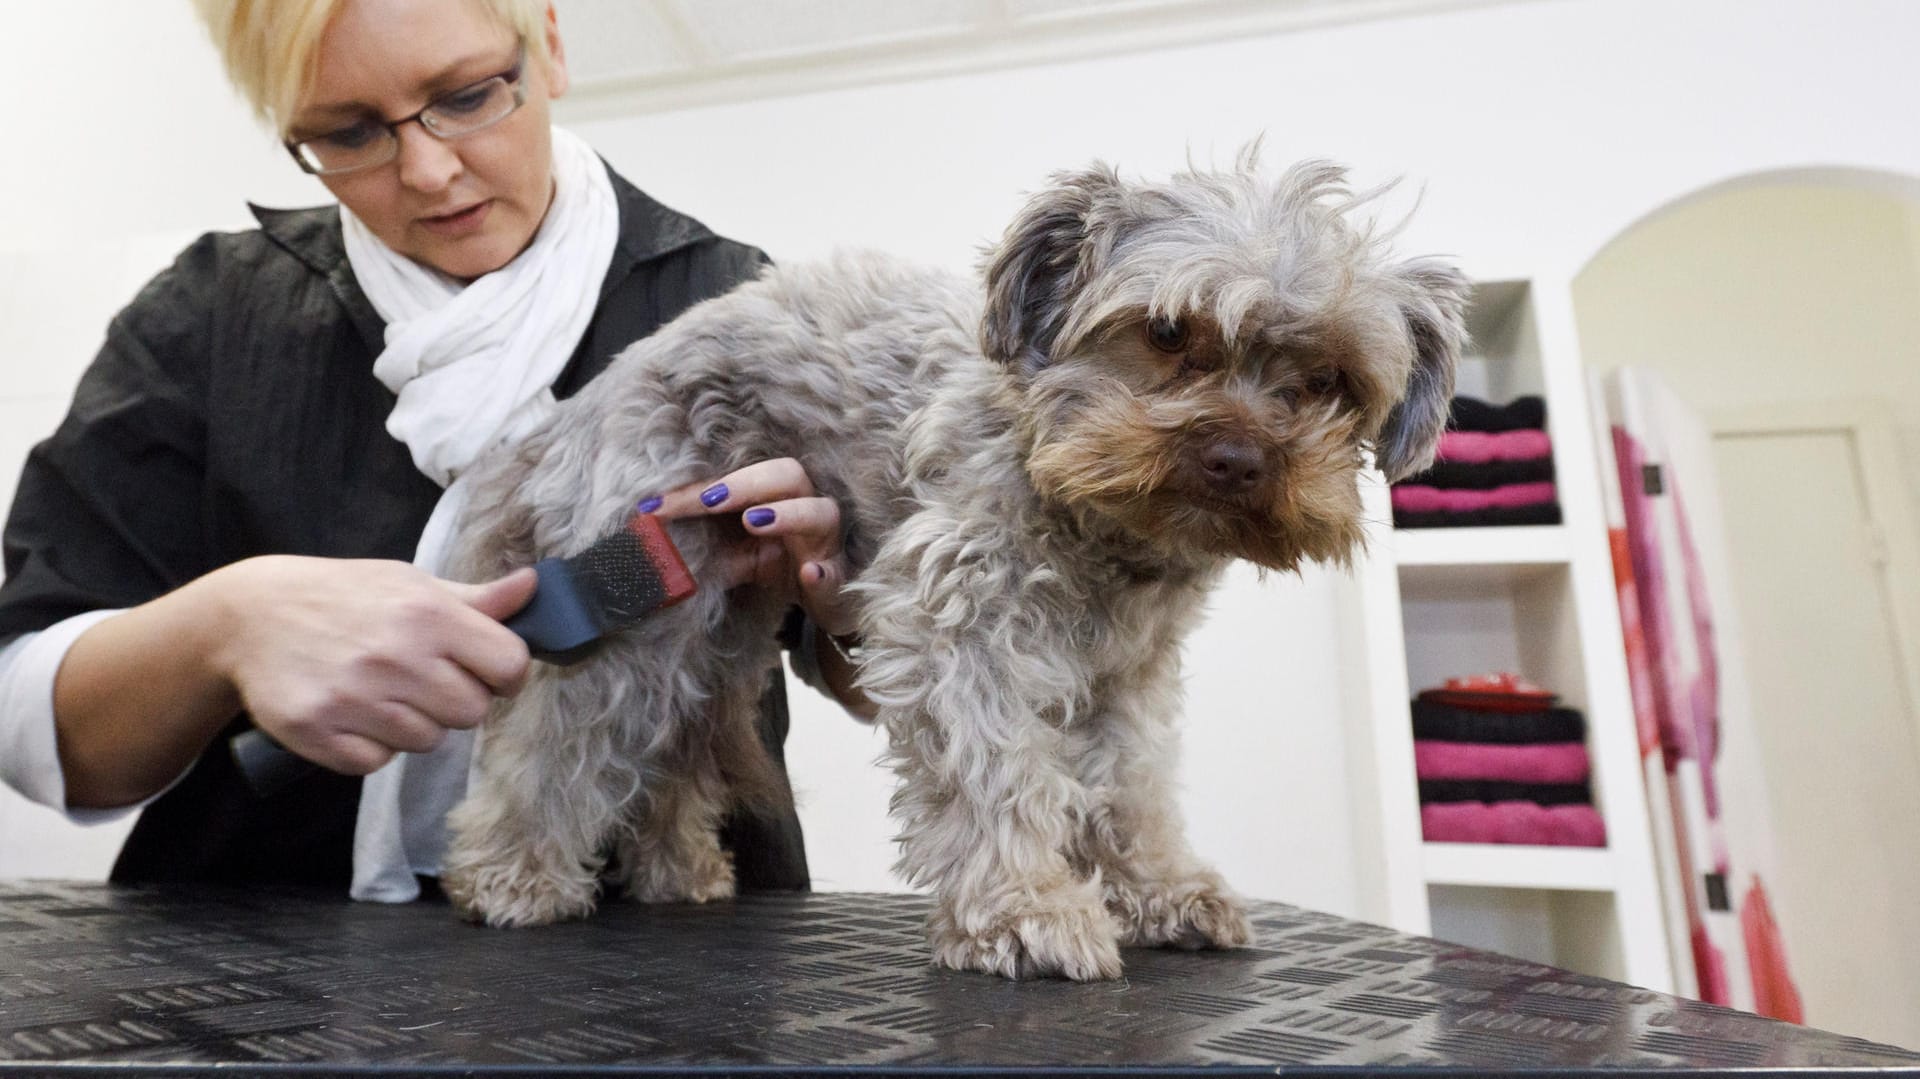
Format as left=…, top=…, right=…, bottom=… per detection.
left=1592, top=368, right=1802, bottom=1019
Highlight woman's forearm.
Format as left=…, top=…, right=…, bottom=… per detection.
left=53, top=570, right=242, bottom=808
left=55, top=555, right=535, bottom=810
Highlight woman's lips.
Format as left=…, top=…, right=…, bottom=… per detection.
left=418, top=200, right=492, bottom=237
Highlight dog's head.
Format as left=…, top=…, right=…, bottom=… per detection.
left=980, top=155, right=1467, bottom=572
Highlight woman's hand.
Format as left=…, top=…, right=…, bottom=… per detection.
left=643, top=459, right=874, bottom=719
left=204, top=556, right=537, bottom=776
left=644, top=458, right=856, bottom=637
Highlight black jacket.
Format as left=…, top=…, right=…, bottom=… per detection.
left=0, top=168, right=809, bottom=891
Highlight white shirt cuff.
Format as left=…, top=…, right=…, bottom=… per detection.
left=0, top=609, right=145, bottom=823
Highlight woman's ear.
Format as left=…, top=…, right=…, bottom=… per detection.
left=541, top=3, right=570, bottom=98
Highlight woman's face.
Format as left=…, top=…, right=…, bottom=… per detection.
left=290, top=0, right=570, bottom=280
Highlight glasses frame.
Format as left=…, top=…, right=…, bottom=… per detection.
left=284, top=44, right=529, bottom=176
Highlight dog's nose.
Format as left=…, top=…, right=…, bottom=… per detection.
left=1197, top=437, right=1265, bottom=495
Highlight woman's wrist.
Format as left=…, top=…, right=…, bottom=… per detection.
left=186, top=556, right=269, bottom=708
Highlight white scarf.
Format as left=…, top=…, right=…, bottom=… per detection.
left=348, top=126, right=619, bottom=902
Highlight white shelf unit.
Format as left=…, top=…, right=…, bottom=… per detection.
left=1393, top=525, right=1570, bottom=568
left=1348, top=276, right=1674, bottom=993
left=1421, top=842, right=1615, bottom=891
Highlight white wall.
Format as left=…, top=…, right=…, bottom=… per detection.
left=7, top=0, right=1920, bottom=919
left=1575, top=181, right=1920, bottom=519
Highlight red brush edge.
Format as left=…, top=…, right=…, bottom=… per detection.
left=501, top=507, right=700, bottom=663
left=625, top=511, right=697, bottom=608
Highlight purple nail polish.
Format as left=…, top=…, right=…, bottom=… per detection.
left=745, top=507, right=776, bottom=527
left=636, top=495, right=663, bottom=514
left=699, top=483, right=729, bottom=507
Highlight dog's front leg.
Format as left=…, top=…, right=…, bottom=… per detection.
left=864, top=564, right=1122, bottom=979
left=887, top=702, right=1123, bottom=981
left=1076, top=651, right=1251, bottom=951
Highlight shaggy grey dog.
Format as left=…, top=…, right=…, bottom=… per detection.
left=440, top=155, right=1467, bottom=981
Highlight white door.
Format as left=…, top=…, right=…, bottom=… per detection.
left=1710, top=418, right=1920, bottom=1049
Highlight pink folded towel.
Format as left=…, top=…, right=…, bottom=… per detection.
left=1435, top=429, right=1552, bottom=464
left=1391, top=482, right=1557, bottom=514
left=1414, top=740, right=1591, bottom=784
left=1421, top=801, right=1607, bottom=847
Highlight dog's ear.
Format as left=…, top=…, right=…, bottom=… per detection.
left=979, top=165, right=1119, bottom=373
left=1373, top=259, right=1469, bottom=482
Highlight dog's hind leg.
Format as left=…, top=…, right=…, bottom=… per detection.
left=441, top=666, right=635, bottom=927
left=611, top=754, right=736, bottom=904
left=610, top=604, right=790, bottom=904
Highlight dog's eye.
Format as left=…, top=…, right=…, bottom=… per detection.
left=1147, top=316, right=1189, bottom=353
left=1307, top=369, right=1347, bottom=397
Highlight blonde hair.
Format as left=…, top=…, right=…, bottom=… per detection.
left=192, top=0, right=549, bottom=135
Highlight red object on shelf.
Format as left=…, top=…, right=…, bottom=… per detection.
left=1417, top=672, right=1559, bottom=712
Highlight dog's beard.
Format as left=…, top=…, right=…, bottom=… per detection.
left=1022, top=391, right=1368, bottom=572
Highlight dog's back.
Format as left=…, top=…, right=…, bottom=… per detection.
left=472, top=253, right=988, bottom=579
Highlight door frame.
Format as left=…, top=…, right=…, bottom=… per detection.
left=1707, top=398, right=1920, bottom=759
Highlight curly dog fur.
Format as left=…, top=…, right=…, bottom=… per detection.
left=439, top=154, right=1467, bottom=980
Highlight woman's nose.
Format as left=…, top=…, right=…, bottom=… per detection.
left=394, top=122, right=461, bottom=194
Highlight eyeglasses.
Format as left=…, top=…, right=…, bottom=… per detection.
left=285, top=46, right=528, bottom=176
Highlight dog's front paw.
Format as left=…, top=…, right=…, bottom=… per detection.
left=1107, top=875, right=1252, bottom=950
left=929, top=890, right=1124, bottom=981
left=442, top=858, right=599, bottom=928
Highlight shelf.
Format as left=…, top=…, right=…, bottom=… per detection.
left=1392, top=525, right=1571, bottom=568
left=1352, top=274, right=1673, bottom=991
left=1457, top=279, right=1545, bottom=401
left=1421, top=842, right=1616, bottom=892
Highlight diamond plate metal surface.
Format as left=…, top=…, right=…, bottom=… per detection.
left=0, top=881, right=1914, bottom=1075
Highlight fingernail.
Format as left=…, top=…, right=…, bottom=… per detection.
left=745, top=507, right=776, bottom=527
left=635, top=495, right=663, bottom=514
left=699, top=483, right=730, bottom=508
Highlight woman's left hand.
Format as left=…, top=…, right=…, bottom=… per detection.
left=643, top=458, right=856, bottom=637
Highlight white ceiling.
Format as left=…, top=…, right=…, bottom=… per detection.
left=555, top=0, right=1542, bottom=115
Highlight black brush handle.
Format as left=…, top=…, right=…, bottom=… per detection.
left=228, top=727, right=315, bottom=797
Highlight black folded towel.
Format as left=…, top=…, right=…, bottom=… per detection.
left=1395, top=503, right=1563, bottom=529
left=1411, top=699, right=1587, bottom=743
left=1419, top=779, right=1593, bottom=806
left=1448, top=395, right=1547, bottom=433
left=1400, top=456, right=1555, bottom=491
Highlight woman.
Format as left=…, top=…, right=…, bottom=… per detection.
left=0, top=0, right=860, bottom=896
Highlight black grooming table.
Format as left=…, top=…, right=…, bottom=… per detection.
left=0, top=881, right=1914, bottom=1076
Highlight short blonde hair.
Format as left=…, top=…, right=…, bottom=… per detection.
left=193, top=0, right=548, bottom=135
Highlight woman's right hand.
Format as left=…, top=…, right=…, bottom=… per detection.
left=54, top=555, right=536, bottom=807
left=204, top=556, right=535, bottom=776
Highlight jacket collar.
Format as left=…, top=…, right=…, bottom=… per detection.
left=248, top=160, right=716, bottom=347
